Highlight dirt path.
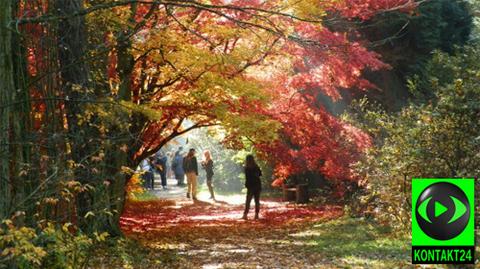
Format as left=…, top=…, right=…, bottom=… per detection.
left=119, top=179, right=344, bottom=268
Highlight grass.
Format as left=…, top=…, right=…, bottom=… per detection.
left=291, top=217, right=480, bottom=268
left=290, top=217, right=411, bottom=268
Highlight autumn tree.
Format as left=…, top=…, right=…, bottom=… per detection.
left=1, top=0, right=419, bottom=235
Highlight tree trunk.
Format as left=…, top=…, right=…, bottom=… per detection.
left=0, top=0, right=15, bottom=220
left=0, top=0, right=33, bottom=224
left=55, top=0, right=102, bottom=233
left=56, top=0, right=135, bottom=235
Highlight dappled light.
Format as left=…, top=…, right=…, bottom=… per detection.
left=118, top=185, right=347, bottom=268
left=117, top=187, right=410, bottom=268
left=121, top=190, right=342, bottom=232
left=1, top=0, right=478, bottom=267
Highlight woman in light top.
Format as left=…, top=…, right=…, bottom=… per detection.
left=201, top=150, right=215, bottom=200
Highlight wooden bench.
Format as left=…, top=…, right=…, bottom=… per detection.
left=282, top=184, right=309, bottom=203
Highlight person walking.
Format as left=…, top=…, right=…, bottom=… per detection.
left=140, top=157, right=154, bottom=190
left=171, top=148, right=185, bottom=186
left=167, top=151, right=174, bottom=179
left=155, top=151, right=168, bottom=190
left=242, top=154, right=262, bottom=220
left=183, top=148, right=199, bottom=200
left=201, top=150, right=215, bottom=200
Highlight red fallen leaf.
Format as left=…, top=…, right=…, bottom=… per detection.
left=120, top=197, right=343, bottom=237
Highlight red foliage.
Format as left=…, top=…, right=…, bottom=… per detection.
left=258, top=88, right=372, bottom=186
left=18, top=1, right=59, bottom=131
left=334, top=0, right=417, bottom=20
left=68, top=1, right=414, bottom=178
left=255, top=21, right=381, bottom=186
left=17, top=0, right=414, bottom=189
left=247, top=1, right=415, bottom=187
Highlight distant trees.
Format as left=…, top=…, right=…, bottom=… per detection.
left=359, top=0, right=473, bottom=106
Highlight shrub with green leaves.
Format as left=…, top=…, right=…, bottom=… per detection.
left=0, top=220, right=108, bottom=269
left=0, top=220, right=47, bottom=269
left=345, top=46, right=480, bottom=233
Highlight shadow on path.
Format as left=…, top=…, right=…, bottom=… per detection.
left=119, top=178, right=360, bottom=268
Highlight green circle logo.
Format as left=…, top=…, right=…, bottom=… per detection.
left=415, top=182, right=470, bottom=240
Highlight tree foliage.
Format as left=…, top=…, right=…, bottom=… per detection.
left=0, top=0, right=419, bottom=240
left=347, top=46, right=480, bottom=232
left=361, top=0, right=472, bottom=83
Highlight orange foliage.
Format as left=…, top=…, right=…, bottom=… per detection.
left=125, top=174, right=145, bottom=198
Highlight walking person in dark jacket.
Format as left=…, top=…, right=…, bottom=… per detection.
left=201, top=150, right=215, bottom=200
left=154, top=151, right=168, bottom=190
left=183, top=148, right=199, bottom=200
left=242, top=154, right=262, bottom=220
left=172, top=148, right=185, bottom=186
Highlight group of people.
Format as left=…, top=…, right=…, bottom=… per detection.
left=139, top=147, right=216, bottom=199
left=139, top=152, right=168, bottom=190
left=177, top=148, right=215, bottom=200
left=140, top=148, right=263, bottom=220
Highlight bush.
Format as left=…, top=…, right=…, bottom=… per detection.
left=0, top=220, right=108, bottom=269
left=345, top=46, right=480, bottom=233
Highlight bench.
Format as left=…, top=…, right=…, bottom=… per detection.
left=282, top=184, right=309, bottom=203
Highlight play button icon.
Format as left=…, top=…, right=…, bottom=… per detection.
left=415, top=182, right=470, bottom=240
left=435, top=201, right=448, bottom=218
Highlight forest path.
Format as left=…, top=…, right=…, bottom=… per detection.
left=119, top=178, right=345, bottom=268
